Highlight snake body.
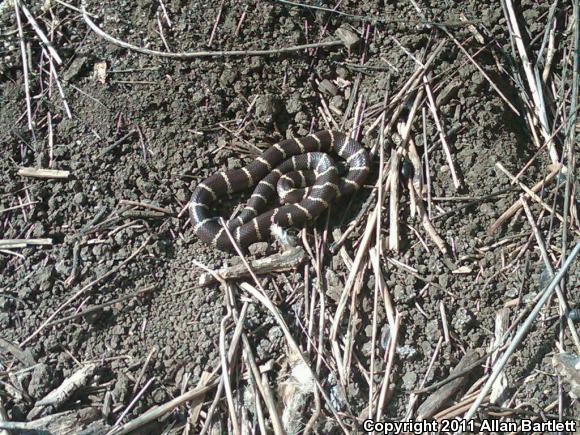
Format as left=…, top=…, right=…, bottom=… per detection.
left=189, top=130, right=370, bottom=251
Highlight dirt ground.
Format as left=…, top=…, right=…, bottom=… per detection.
left=0, top=0, right=578, bottom=433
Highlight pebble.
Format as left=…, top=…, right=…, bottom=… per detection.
left=330, top=95, right=344, bottom=110
left=248, top=242, right=268, bottom=256
left=318, top=79, right=338, bottom=96
left=73, top=192, right=86, bottom=205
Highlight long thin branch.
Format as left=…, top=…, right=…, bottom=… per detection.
left=82, top=6, right=343, bottom=58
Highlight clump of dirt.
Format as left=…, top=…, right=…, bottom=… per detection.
left=0, top=0, right=578, bottom=433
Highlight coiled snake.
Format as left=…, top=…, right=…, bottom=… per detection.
left=189, top=130, right=370, bottom=251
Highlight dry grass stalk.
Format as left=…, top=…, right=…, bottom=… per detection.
left=14, top=1, right=33, bottom=130
left=388, top=148, right=401, bottom=252
left=461, top=243, right=580, bottom=424
left=374, top=312, right=401, bottom=420
left=520, top=198, right=580, bottom=352
left=17, top=167, right=70, bottom=179
left=487, top=163, right=561, bottom=234
left=240, top=282, right=348, bottom=433
left=503, top=0, right=559, bottom=164
left=416, top=349, right=482, bottom=420
left=489, top=308, right=510, bottom=405
left=496, top=162, right=569, bottom=228
left=82, top=7, right=344, bottom=58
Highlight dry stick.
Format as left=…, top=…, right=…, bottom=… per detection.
left=495, top=162, right=567, bottom=226
left=458, top=243, right=580, bottom=432
left=417, top=349, right=482, bottom=420
left=404, top=336, right=443, bottom=419
left=196, top=301, right=266, bottom=435
left=302, top=389, right=320, bottom=435
left=386, top=89, right=423, bottom=250
left=155, top=13, right=170, bottom=52
left=14, top=1, right=32, bottom=130
left=21, top=236, right=152, bottom=346
left=208, top=0, right=224, bottom=46
left=408, top=182, right=448, bottom=255
left=0, top=201, right=37, bottom=214
left=198, top=246, right=307, bottom=286
left=240, top=282, right=349, bottom=434
left=238, top=328, right=279, bottom=435
left=274, top=0, right=482, bottom=27
left=388, top=149, right=401, bottom=252
left=487, top=164, right=562, bottom=235
left=561, top=0, right=579, bottom=297
left=82, top=8, right=344, bottom=58
left=17, top=167, right=70, bottom=179
left=443, top=29, right=520, bottom=116
left=422, top=108, right=433, bottom=218
left=368, top=247, right=381, bottom=419
left=132, top=347, right=157, bottom=395
left=423, top=73, right=461, bottom=189
left=216, top=224, right=347, bottom=433
left=376, top=80, right=390, bottom=252
left=109, top=378, right=155, bottom=432
left=513, top=121, right=567, bottom=181
left=369, top=248, right=397, bottom=416
left=329, top=205, right=377, bottom=376
left=329, top=170, right=393, bottom=370
left=219, top=312, right=241, bottom=435
left=520, top=198, right=580, bottom=353
left=366, top=41, right=447, bottom=144
left=0, top=239, right=52, bottom=249
left=439, top=302, right=451, bottom=344
left=18, top=0, right=62, bottom=64
left=251, top=382, right=268, bottom=435
left=341, top=268, right=365, bottom=382
left=541, top=12, right=557, bottom=83
left=47, top=53, right=72, bottom=119
left=375, top=312, right=401, bottom=420
left=369, top=87, right=389, bottom=416
left=503, top=0, right=558, bottom=164
left=118, top=200, right=173, bottom=215
left=112, top=382, right=219, bottom=435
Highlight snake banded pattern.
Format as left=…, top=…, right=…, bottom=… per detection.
left=189, top=130, right=370, bottom=251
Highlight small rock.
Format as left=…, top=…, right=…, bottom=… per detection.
left=402, top=371, right=417, bottom=390
left=425, top=320, right=440, bottom=340
left=248, top=242, right=268, bottom=256
left=286, top=95, right=302, bottom=114
left=268, top=326, right=283, bottom=342
left=152, top=388, right=167, bottom=403
left=64, top=56, right=87, bottom=81
left=73, top=192, right=86, bottom=205
left=28, top=364, right=51, bottom=399
left=330, top=95, right=344, bottom=110
left=318, top=79, right=338, bottom=97
left=325, top=269, right=340, bottom=287
left=113, top=374, right=130, bottom=403
left=452, top=308, right=474, bottom=333
left=255, top=94, right=280, bottom=124
left=335, top=26, right=360, bottom=50
left=393, top=283, right=414, bottom=303
left=336, top=66, right=349, bottom=79
left=219, top=68, right=238, bottom=87
left=227, top=157, right=239, bottom=170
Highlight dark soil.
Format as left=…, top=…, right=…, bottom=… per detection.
left=0, top=0, right=578, bottom=433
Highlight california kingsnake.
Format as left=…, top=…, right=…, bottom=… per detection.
left=189, top=130, right=370, bottom=251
